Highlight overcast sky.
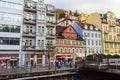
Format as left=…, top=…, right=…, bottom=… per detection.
left=44, top=0, right=120, bottom=18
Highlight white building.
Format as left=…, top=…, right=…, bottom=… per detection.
left=77, top=22, right=102, bottom=55
left=0, top=0, right=24, bottom=68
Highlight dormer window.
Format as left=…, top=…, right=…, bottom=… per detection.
left=95, top=27, right=98, bottom=31
left=84, top=25, right=88, bottom=29
left=90, top=26, right=93, bottom=30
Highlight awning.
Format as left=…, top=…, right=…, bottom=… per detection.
left=0, top=58, right=7, bottom=61
left=72, top=53, right=84, bottom=58
left=56, top=53, right=72, bottom=56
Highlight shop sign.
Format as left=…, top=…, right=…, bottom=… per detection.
left=0, top=57, right=6, bottom=61
left=10, top=56, right=17, bottom=59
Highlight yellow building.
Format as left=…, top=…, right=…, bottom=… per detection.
left=78, top=14, right=88, bottom=22
left=86, top=11, right=120, bottom=55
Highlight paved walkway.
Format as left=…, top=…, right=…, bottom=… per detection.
left=0, top=66, right=75, bottom=75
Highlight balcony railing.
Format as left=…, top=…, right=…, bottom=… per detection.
left=104, top=38, right=120, bottom=43
left=36, top=46, right=46, bottom=50
left=109, top=24, right=116, bottom=27
left=46, top=21, right=56, bottom=26
left=24, top=19, right=36, bottom=25
left=46, top=33, right=56, bottom=39
left=103, top=30, right=109, bottom=33
left=23, top=31, right=36, bottom=37
left=47, top=10, right=55, bottom=15
left=23, top=45, right=35, bottom=50
left=24, top=1, right=37, bottom=12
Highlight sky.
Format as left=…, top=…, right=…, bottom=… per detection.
left=44, top=0, right=120, bottom=18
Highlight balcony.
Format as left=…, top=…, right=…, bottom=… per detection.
left=104, top=38, right=120, bottom=43
left=24, top=1, right=37, bottom=12
left=103, top=30, right=109, bottom=34
left=46, top=21, right=56, bottom=27
left=23, top=31, right=36, bottom=38
left=117, top=33, right=120, bottom=36
left=47, top=10, right=55, bottom=16
left=23, top=45, right=35, bottom=51
left=109, top=24, right=116, bottom=27
left=24, top=6, right=36, bottom=12
left=46, top=33, right=56, bottom=39
left=24, top=19, right=36, bottom=25
left=36, top=46, right=46, bottom=51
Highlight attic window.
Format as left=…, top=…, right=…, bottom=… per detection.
left=84, top=25, right=88, bottom=29
left=95, top=27, right=98, bottom=30
left=90, top=26, right=93, bottom=30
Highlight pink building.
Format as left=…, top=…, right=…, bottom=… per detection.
left=56, top=25, right=84, bottom=60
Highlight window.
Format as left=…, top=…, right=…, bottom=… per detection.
left=68, top=49, right=70, bottom=53
left=98, top=34, right=101, bottom=38
left=73, top=49, right=74, bottom=53
left=42, top=26, right=44, bottom=33
left=76, top=49, right=78, bottom=53
left=38, top=40, right=40, bottom=46
left=92, top=33, right=93, bottom=37
left=26, top=25, right=33, bottom=33
left=41, top=40, right=44, bottom=45
left=64, top=40, right=66, bottom=44
left=60, top=49, right=62, bottom=53
left=95, top=34, right=97, bottom=37
left=50, top=29, right=53, bottom=35
left=92, top=40, right=94, bottom=45
left=38, top=26, right=41, bottom=33
left=29, top=40, right=32, bottom=46
left=0, top=37, right=19, bottom=45
left=99, top=40, right=101, bottom=45
left=96, top=41, right=98, bottom=45
left=0, top=14, right=21, bottom=22
left=88, top=40, right=90, bottom=45
left=42, top=14, right=45, bottom=20
left=0, top=24, right=20, bottom=33
left=38, top=14, right=42, bottom=20
left=0, top=1, right=22, bottom=10
left=65, top=49, right=67, bottom=52
left=87, top=33, right=89, bottom=37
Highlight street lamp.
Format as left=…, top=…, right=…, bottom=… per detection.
left=22, top=41, right=28, bottom=68
left=83, top=35, right=87, bottom=63
left=53, top=49, right=57, bottom=73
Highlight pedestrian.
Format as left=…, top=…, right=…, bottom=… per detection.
left=69, top=61, right=72, bottom=68
left=75, top=60, right=78, bottom=68
left=66, top=61, right=69, bottom=68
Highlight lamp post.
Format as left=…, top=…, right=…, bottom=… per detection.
left=46, top=43, right=56, bottom=70
left=53, top=49, right=57, bottom=73
left=22, top=41, right=27, bottom=68
left=83, top=35, right=87, bottom=63
left=46, top=43, right=51, bottom=70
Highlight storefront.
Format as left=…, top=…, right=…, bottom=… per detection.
left=9, top=56, right=18, bottom=68
left=0, top=57, right=7, bottom=70
left=56, top=53, right=72, bottom=61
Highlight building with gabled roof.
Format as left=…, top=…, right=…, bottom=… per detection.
left=56, top=25, right=84, bottom=60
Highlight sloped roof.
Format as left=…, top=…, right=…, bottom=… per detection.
left=56, top=26, right=66, bottom=34
left=72, top=22, right=83, bottom=38
left=76, top=21, right=101, bottom=31
left=56, top=25, right=83, bottom=41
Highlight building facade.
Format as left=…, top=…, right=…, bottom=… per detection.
left=76, top=22, right=102, bottom=55
left=22, top=0, right=56, bottom=67
left=86, top=11, right=120, bottom=55
left=0, top=0, right=24, bottom=68
left=56, top=25, right=84, bottom=60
